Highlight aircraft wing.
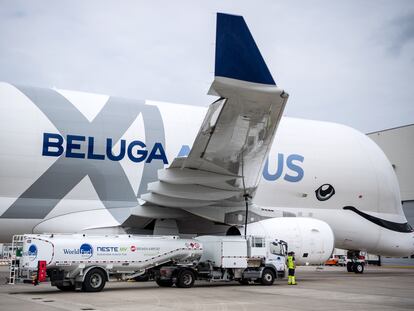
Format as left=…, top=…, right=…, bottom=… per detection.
left=141, top=13, right=288, bottom=209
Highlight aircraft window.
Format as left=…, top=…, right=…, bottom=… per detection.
left=303, top=253, right=309, bottom=258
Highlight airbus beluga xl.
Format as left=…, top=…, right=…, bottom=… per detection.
left=0, top=13, right=412, bottom=269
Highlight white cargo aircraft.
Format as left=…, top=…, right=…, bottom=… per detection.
left=0, top=13, right=413, bottom=271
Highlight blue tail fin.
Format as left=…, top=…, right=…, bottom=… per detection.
left=215, top=13, right=276, bottom=86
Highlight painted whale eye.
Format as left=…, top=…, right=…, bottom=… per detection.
left=315, top=184, right=335, bottom=201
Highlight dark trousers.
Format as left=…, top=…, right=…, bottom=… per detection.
left=288, top=268, right=295, bottom=276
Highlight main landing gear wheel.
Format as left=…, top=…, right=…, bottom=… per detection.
left=82, top=268, right=106, bottom=292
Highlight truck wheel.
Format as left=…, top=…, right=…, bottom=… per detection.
left=82, top=268, right=106, bottom=292
left=156, top=279, right=173, bottom=287
left=353, top=263, right=364, bottom=274
left=261, top=269, right=275, bottom=286
left=346, top=262, right=353, bottom=272
left=56, top=284, right=76, bottom=291
left=176, top=270, right=195, bottom=288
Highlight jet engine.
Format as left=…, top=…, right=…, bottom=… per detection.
left=228, top=217, right=334, bottom=265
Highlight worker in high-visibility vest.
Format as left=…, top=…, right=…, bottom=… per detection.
left=287, top=251, right=297, bottom=285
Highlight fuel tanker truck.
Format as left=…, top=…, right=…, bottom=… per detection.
left=9, top=233, right=287, bottom=292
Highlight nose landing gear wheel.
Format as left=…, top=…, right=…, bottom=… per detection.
left=353, top=263, right=364, bottom=274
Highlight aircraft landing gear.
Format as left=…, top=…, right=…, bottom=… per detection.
left=353, top=262, right=364, bottom=273
left=346, top=250, right=365, bottom=274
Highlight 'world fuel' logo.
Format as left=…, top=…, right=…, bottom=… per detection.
left=63, top=243, right=93, bottom=259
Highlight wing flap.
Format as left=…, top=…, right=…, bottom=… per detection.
left=184, top=77, right=287, bottom=192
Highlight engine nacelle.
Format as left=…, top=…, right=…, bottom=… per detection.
left=231, top=217, right=335, bottom=265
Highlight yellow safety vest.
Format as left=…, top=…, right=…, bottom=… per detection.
left=287, top=255, right=295, bottom=269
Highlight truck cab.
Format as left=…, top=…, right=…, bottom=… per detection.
left=266, top=238, right=288, bottom=274
left=241, top=236, right=287, bottom=284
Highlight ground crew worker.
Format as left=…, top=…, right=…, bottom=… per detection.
left=287, top=251, right=297, bottom=285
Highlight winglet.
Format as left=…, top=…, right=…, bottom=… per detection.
left=215, top=13, right=276, bottom=86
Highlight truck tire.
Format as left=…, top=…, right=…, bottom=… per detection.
left=156, top=279, right=174, bottom=287
left=176, top=269, right=195, bottom=288
left=56, top=284, right=76, bottom=291
left=82, top=268, right=106, bottom=292
left=353, top=263, right=364, bottom=274
left=346, top=262, right=353, bottom=272
left=261, top=269, right=275, bottom=286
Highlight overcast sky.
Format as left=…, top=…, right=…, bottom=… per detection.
left=0, top=0, right=413, bottom=133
